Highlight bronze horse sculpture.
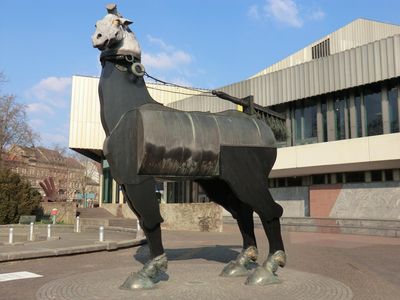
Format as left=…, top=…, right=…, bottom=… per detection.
left=92, top=4, right=286, bottom=290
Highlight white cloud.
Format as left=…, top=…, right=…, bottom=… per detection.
left=249, top=1, right=325, bottom=28
left=27, top=102, right=55, bottom=115
left=29, top=118, right=45, bottom=128
left=142, top=36, right=192, bottom=70
left=147, top=35, right=175, bottom=51
left=264, top=0, right=303, bottom=28
left=31, top=77, right=71, bottom=101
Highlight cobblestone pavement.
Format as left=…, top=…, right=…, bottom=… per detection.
left=1, top=224, right=399, bottom=300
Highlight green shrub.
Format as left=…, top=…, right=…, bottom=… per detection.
left=0, top=168, right=42, bottom=224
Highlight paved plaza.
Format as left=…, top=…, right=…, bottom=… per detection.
left=1, top=223, right=400, bottom=299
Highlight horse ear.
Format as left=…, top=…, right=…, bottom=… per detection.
left=119, top=18, right=133, bottom=26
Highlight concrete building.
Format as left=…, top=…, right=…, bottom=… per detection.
left=69, top=19, right=400, bottom=220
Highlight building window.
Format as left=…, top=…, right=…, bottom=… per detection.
left=312, top=39, right=330, bottom=59
left=293, top=100, right=317, bottom=145
left=312, top=174, right=325, bottom=185
left=388, top=85, right=399, bottom=133
left=334, top=97, right=347, bottom=140
left=321, top=98, right=328, bottom=142
left=371, top=170, right=382, bottom=182
left=287, top=177, right=302, bottom=187
left=102, top=160, right=113, bottom=203
left=364, top=86, right=383, bottom=136
left=346, top=171, right=365, bottom=183
left=384, top=169, right=393, bottom=181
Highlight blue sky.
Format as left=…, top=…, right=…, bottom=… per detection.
left=1, top=0, right=400, bottom=149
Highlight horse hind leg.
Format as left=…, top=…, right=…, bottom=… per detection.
left=197, top=179, right=258, bottom=277
left=218, top=146, right=286, bottom=285
left=119, top=179, right=168, bottom=290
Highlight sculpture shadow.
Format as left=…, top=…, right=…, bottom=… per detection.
left=133, top=244, right=242, bottom=265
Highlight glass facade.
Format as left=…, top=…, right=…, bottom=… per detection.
left=321, top=98, right=328, bottom=142
left=388, top=86, right=399, bottom=133
left=281, top=80, right=399, bottom=147
left=102, top=160, right=113, bottom=203
left=334, top=97, right=347, bottom=140
left=293, top=100, right=317, bottom=145
left=364, top=87, right=383, bottom=136
left=166, top=181, right=209, bottom=203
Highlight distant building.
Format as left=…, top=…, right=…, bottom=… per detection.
left=3, top=145, right=100, bottom=205
left=69, top=19, right=400, bottom=219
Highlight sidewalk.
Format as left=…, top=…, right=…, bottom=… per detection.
left=0, top=224, right=146, bottom=262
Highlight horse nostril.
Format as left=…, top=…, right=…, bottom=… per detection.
left=97, top=33, right=102, bottom=39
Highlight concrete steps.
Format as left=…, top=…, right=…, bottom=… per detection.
left=76, top=207, right=137, bottom=229
left=77, top=207, right=115, bottom=218
left=224, top=216, right=400, bottom=238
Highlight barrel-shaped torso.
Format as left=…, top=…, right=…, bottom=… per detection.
left=104, top=104, right=276, bottom=183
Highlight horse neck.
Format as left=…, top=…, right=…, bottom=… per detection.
left=99, top=61, right=157, bottom=133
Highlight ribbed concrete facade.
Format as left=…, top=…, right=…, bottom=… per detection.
left=252, top=18, right=400, bottom=77
left=172, top=33, right=400, bottom=108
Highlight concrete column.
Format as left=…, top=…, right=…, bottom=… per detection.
left=361, top=93, right=367, bottom=136
left=111, top=180, right=117, bottom=204
left=119, top=189, right=125, bottom=204
left=365, top=171, right=372, bottom=183
left=99, top=174, right=104, bottom=208
left=302, top=176, right=311, bottom=186
left=326, top=96, right=336, bottom=141
left=381, top=85, right=390, bottom=134
left=349, top=92, right=357, bottom=138
left=393, top=170, right=400, bottom=181
left=162, top=181, right=168, bottom=203
left=317, top=100, right=324, bottom=142
left=330, top=173, right=337, bottom=184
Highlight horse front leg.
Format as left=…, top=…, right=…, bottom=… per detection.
left=119, top=179, right=168, bottom=290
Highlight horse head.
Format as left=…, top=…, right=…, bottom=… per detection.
left=92, top=4, right=141, bottom=60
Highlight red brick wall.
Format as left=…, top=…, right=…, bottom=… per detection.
left=309, top=184, right=342, bottom=217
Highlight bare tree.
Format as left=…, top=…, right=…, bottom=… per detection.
left=0, top=72, right=39, bottom=153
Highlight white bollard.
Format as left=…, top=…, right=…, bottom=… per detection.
left=75, top=216, right=80, bottom=233
left=47, top=224, right=51, bottom=240
left=136, top=221, right=144, bottom=239
left=9, top=227, right=14, bottom=244
left=29, top=222, right=34, bottom=241
left=99, top=226, right=104, bottom=242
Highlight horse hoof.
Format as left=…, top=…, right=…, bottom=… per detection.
left=120, top=271, right=156, bottom=290
left=220, top=260, right=252, bottom=277
left=245, top=266, right=281, bottom=286
left=220, top=246, right=258, bottom=277
left=263, top=250, right=286, bottom=274
left=120, top=253, right=168, bottom=290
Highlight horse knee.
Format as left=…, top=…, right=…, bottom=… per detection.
left=139, top=218, right=163, bottom=233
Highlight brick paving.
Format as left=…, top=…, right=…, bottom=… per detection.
left=0, top=223, right=399, bottom=299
